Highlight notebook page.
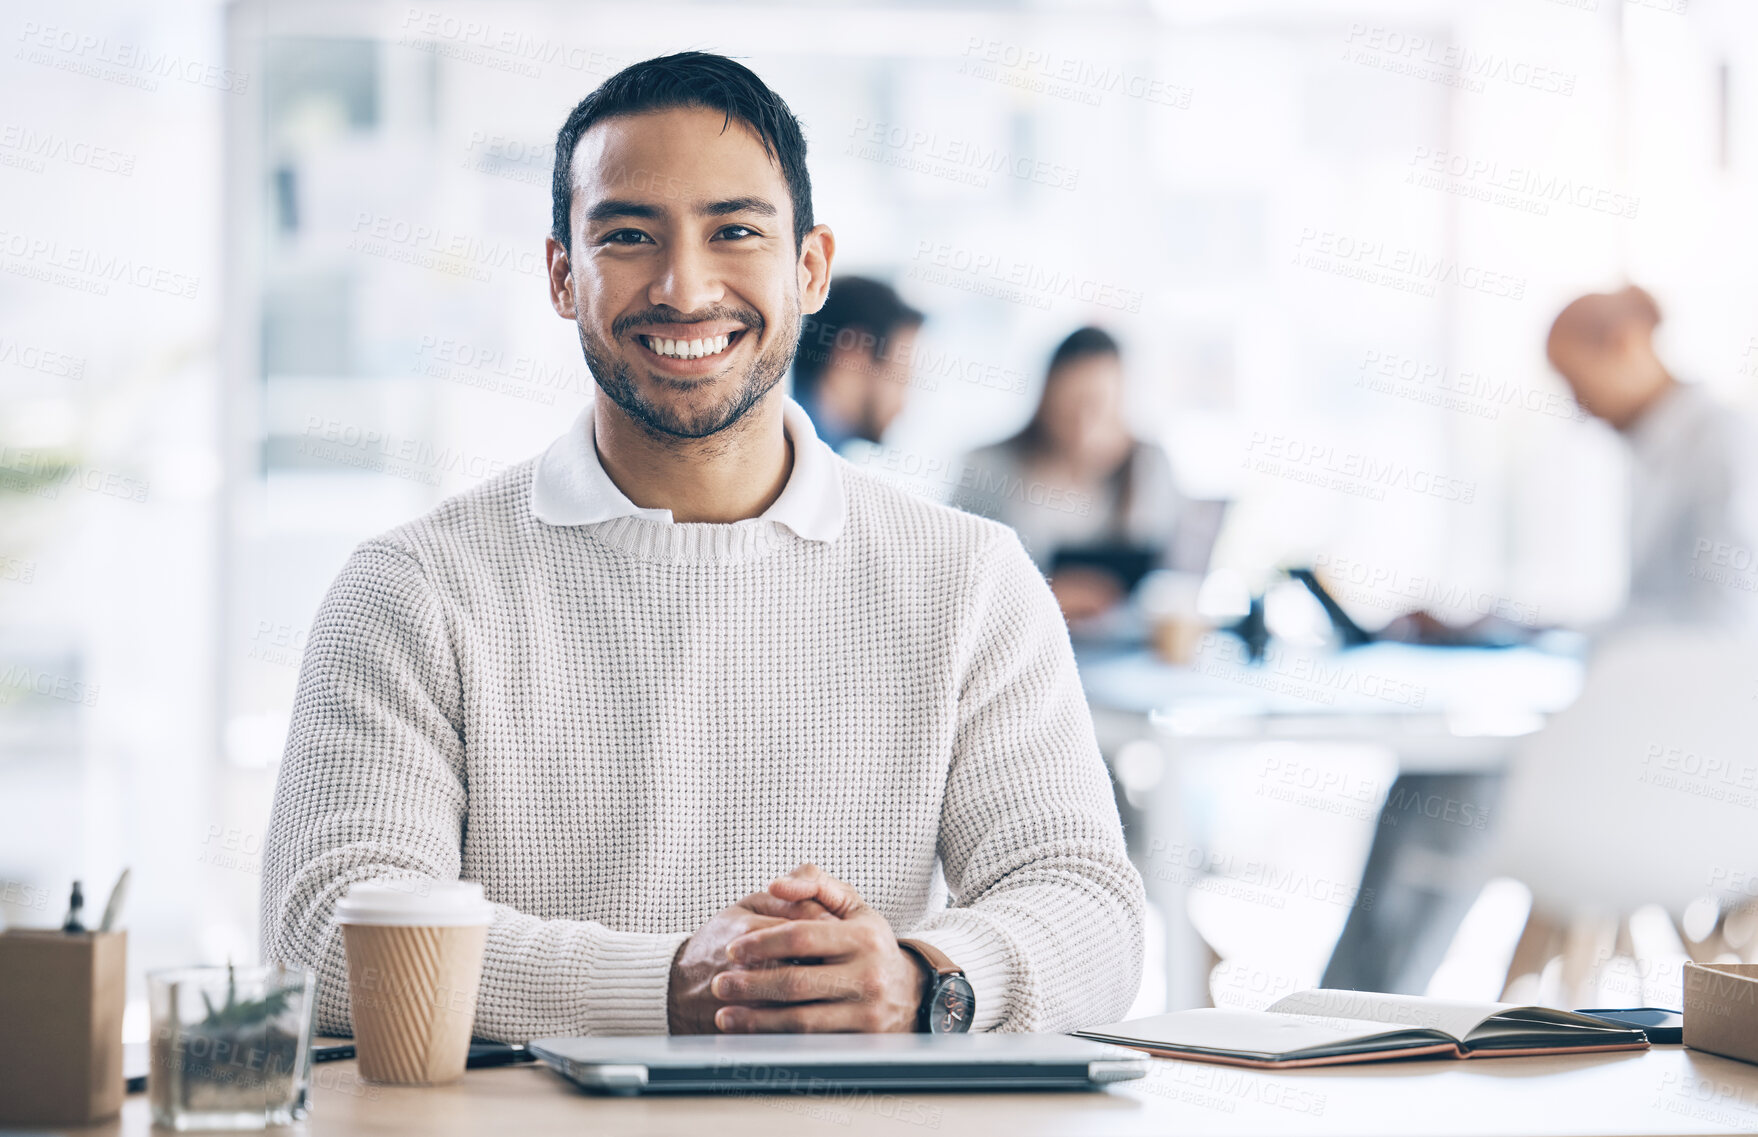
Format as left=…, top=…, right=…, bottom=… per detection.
left=1080, top=1008, right=1433, bottom=1058
left=1268, top=990, right=1513, bottom=1042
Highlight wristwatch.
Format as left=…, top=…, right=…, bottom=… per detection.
left=897, top=938, right=974, bottom=1034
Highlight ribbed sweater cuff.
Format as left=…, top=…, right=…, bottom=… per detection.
left=581, top=928, right=692, bottom=1035
left=906, top=921, right=1014, bottom=1033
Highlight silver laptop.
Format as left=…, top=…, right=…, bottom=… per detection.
left=528, top=1033, right=1148, bottom=1095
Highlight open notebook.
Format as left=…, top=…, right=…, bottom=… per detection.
left=1075, top=990, right=1650, bottom=1069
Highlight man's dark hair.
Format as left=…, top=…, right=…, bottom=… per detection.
left=1047, top=325, right=1121, bottom=374
left=550, top=52, right=814, bottom=253
left=791, top=277, right=925, bottom=404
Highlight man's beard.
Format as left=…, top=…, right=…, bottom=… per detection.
left=578, top=300, right=799, bottom=440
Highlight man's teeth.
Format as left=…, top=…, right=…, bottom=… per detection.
left=643, top=333, right=733, bottom=360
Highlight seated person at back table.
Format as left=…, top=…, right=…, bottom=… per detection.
left=1325, top=285, right=1758, bottom=994
left=1362, top=285, right=1758, bottom=645
left=954, top=327, right=1186, bottom=623
left=1546, top=284, right=1758, bottom=629
left=259, top=52, right=1144, bottom=1041
left=790, top=275, right=924, bottom=456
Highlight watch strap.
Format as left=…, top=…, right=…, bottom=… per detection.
left=897, top=937, right=962, bottom=978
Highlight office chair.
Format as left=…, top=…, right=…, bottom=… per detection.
left=1488, top=626, right=1758, bottom=1005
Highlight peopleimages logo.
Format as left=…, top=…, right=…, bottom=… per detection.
left=0, top=663, right=99, bottom=707
left=1637, top=742, right=1758, bottom=810
left=412, top=335, right=590, bottom=406
left=348, top=213, right=543, bottom=283
left=848, top=447, right=1095, bottom=518
left=1707, top=866, right=1758, bottom=898
left=846, top=117, right=1080, bottom=192
left=0, top=446, right=150, bottom=503
left=908, top=240, right=1143, bottom=313
left=397, top=8, right=628, bottom=80
left=1355, top=349, right=1585, bottom=425
left=959, top=38, right=1194, bottom=110
left=1406, top=147, right=1639, bottom=220
left=459, top=131, right=551, bottom=186
left=1312, top=550, right=1545, bottom=626
left=1341, top=24, right=1577, bottom=97
left=0, top=123, right=136, bottom=176
left=0, top=229, right=200, bottom=300
left=1196, top=632, right=1429, bottom=708
left=1292, top=228, right=1527, bottom=301
left=0, top=554, right=38, bottom=585
left=0, top=334, right=86, bottom=380
left=14, top=21, right=249, bottom=93
left=1145, top=837, right=1376, bottom=911
left=299, top=417, right=508, bottom=486
left=1688, top=539, right=1758, bottom=593
left=1243, top=431, right=1477, bottom=505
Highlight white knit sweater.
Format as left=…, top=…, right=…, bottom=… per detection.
left=260, top=439, right=1145, bottom=1041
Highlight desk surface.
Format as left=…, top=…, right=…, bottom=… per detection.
left=1079, top=643, right=1584, bottom=754
left=80, top=1044, right=1758, bottom=1136
left=1079, top=642, right=1584, bottom=722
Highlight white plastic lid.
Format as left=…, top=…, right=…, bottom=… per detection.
left=333, top=880, right=494, bottom=927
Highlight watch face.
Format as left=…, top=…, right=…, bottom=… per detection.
left=928, top=975, right=975, bottom=1034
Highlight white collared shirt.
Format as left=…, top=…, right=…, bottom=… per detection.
left=529, top=396, right=846, bottom=543
left=1622, top=381, right=1758, bottom=627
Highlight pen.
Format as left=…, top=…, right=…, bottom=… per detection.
left=99, top=868, right=131, bottom=933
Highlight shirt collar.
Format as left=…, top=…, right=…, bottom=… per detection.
left=795, top=392, right=860, bottom=454
left=1623, top=380, right=1706, bottom=456
left=530, top=396, right=846, bottom=543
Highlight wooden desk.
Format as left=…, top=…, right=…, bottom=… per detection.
left=78, top=1045, right=1758, bottom=1136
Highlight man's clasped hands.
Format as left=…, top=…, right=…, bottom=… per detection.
left=667, top=864, right=932, bottom=1034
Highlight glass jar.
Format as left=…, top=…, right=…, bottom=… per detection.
left=147, top=964, right=316, bottom=1131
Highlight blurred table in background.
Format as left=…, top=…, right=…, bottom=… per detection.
left=1078, top=637, right=1587, bottom=1010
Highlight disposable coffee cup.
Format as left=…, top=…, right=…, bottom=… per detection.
left=1138, top=570, right=1211, bottom=666
left=335, top=880, right=494, bottom=1085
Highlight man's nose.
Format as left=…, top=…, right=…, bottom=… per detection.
left=648, top=243, right=723, bottom=314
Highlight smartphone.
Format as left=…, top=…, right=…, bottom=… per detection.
left=1573, top=1007, right=1683, bottom=1044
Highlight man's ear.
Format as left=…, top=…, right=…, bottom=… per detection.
left=546, top=236, right=575, bottom=319
left=797, top=224, right=836, bottom=316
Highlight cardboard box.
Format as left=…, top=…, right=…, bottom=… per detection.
left=0, top=929, right=127, bottom=1125
left=1682, top=961, right=1758, bottom=1067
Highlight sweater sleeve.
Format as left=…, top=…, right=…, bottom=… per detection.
left=258, top=541, right=688, bottom=1041
left=906, top=528, right=1147, bottom=1032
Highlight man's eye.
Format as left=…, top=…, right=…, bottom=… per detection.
left=714, top=224, right=757, bottom=241
left=601, top=229, right=653, bottom=245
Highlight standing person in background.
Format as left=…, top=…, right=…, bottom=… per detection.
left=1546, top=284, right=1758, bottom=628
left=954, top=327, right=1185, bottom=622
left=791, top=276, right=924, bottom=454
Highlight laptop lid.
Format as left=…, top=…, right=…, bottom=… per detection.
left=529, top=1033, right=1147, bottom=1095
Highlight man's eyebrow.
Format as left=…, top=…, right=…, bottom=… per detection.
left=700, top=196, right=778, bottom=218
left=584, top=198, right=662, bottom=224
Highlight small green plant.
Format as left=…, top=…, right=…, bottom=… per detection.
left=199, top=961, right=293, bottom=1029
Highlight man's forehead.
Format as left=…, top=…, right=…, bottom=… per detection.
left=571, top=107, right=783, bottom=207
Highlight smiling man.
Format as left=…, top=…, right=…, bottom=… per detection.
left=261, top=52, right=1144, bottom=1040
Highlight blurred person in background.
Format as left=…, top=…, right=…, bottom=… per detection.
left=1325, top=285, right=1758, bottom=996
left=1547, top=284, right=1758, bottom=629
left=1352, top=283, right=1758, bottom=645
left=791, top=276, right=924, bottom=454
left=955, top=327, right=1186, bottom=623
